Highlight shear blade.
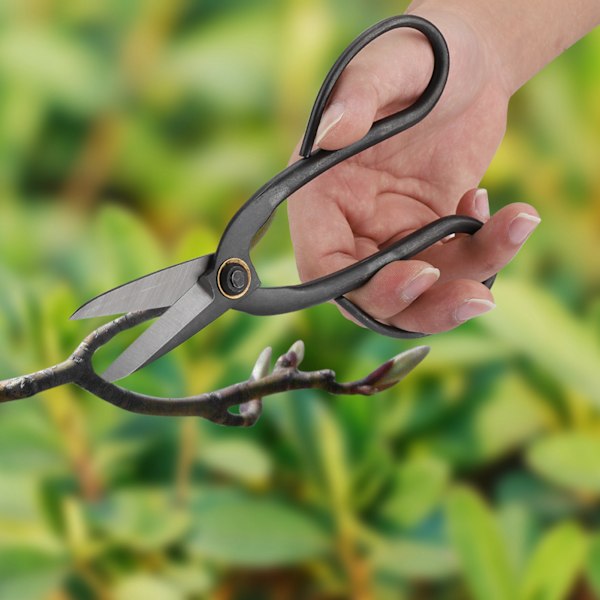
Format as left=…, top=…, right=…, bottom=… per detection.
left=71, top=254, right=213, bottom=319
left=102, top=281, right=226, bottom=382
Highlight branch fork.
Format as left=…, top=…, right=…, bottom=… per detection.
left=1, top=309, right=429, bottom=426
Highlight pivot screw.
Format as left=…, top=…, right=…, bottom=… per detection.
left=217, top=258, right=251, bottom=299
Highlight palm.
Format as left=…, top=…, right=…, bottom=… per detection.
left=288, top=19, right=538, bottom=334
left=305, top=80, right=508, bottom=264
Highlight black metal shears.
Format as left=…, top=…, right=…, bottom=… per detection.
left=72, top=15, right=495, bottom=382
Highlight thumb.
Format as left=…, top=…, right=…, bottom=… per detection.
left=313, top=27, right=435, bottom=151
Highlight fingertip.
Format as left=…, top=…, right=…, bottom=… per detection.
left=456, top=188, right=490, bottom=223
left=482, top=202, right=540, bottom=247
left=314, top=69, right=380, bottom=150
left=398, top=266, right=440, bottom=304
left=346, top=261, right=438, bottom=320
left=389, top=279, right=495, bottom=334
left=508, top=212, right=541, bottom=246
left=314, top=102, right=345, bottom=148
left=454, top=298, right=496, bottom=324
left=473, top=189, right=491, bottom=222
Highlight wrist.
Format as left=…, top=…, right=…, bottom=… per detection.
left=406, top=2, right=511, bottom=103
left=408, top=0, right=600, bottom=96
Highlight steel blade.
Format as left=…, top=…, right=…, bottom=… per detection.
left=102, top=281, right=225, bottom=382
left=71, top=254, right=213, bottom=319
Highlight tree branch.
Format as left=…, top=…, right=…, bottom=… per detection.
left=0, top=309, right=429, bottom=427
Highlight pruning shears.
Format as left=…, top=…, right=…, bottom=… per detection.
left=72, top=15, right=496, bottom=382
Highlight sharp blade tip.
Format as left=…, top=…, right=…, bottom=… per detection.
left=70, top=308, right=87, bottom=320
left=101, top=361, right=134, bottom=383
left=102, top=345, right=161, bottom=383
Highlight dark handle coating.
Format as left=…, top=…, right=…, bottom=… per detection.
left=299, top=15, right=446, bottom=158
left=335, top=259, right=496, bottom=340
left=238, top=215, right=495, bottom=318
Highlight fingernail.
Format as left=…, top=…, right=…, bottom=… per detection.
left=400, top=267, right=440, bottom=303
left=455, top=299, right=496, bottom=323
left=315, top=102, right=345, bottom=147
left=474, top=188, right=490, bottom=222
left=509, top=213, right=541, bottom=245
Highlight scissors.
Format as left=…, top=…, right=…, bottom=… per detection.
left=72, top=15, right=496, bottom=382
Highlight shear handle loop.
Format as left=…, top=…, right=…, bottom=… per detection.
left=335, top=273, right=496, bottom=339
left=300, top=14, right=449, bottom=157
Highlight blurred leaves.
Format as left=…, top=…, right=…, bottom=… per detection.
left=198, top=438, right=272, bottom=487
left=0, top=546, right=67, bottom=600
left=447, top=487, right=518, bottom=600
left=0, top=0, right=599, bottom=598
left=586, top=535, right=600, bottom=597
left=0, top=27, right=115, bottom=113
left=380, top=454, right=449, bottom=528
left=88, top=488, right=188, bottom=551
left=372, top=538, right=459, bottom=580
left=526, top=432, right=600, bottom=495
left=520, top=521, right=588, bottom=600
left=483, top=278, right=600, bottom=406
left=188, top=489, right=331, bottom=567
left=114, top=575, right=182, bottom=600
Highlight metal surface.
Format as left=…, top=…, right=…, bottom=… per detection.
left=71, top=254, right=213, bottom=319
left=217, top=258, right=252, bottom=299
left=73, top=15, right=499, bottom=382
left=102, top=281, right=217, bottom=382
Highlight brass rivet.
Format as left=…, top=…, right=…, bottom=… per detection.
left=217, top=258, right=252, bottom=299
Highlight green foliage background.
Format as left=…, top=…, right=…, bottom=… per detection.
left=1, top=1, right=600, bottom=598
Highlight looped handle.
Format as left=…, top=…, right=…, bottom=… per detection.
left=335, top=272, right=496, bottom=339
left=299, top=14, right=449, bottom=158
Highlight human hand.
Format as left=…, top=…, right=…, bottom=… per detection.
left=287, top=8, right=541, bottom=334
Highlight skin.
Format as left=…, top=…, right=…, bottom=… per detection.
left=287, top=1, right=600, bottom=334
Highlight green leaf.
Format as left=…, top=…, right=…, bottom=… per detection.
left=497, top=503, right=539, bottom=581
left=312, top=397, right=351, bottom=514
left=163, top=564, right=214, bottom=597
left=585, top=534, right=600, bottom=597
left=497, top=471, right=582, bottom=519
left=198, top=438, right=273, bottom=487
left=0, top=546, right=66, bottom=600
left=0, top=28, right=115, bottom=112
left=380, top=455, right=449, bottom=528
left=471, top=374, right=553, bottom=462
left=114, top=575, right=183, bottom=600
left=422, top=374, right=552, bottom=469
left=87, top=204, right=164, bottom=296
left=158, top=10, right=279, bottom=111
left=88, top=488, right=188, bottom=551
left=188, top=489, right=331, bottom=566
left=526, top=432, right=600, bottom=495
left=482, top=278, right=600, bottom=406
left=447, top=486, right=518, bottom=600
left=521, top=521, right=588, bottom=600
left=266, top=393, right=351, bottom=510
left=372, top=538, right=459, bottom=580
left=0, top=474, right=38, bottom=522
left=0, top=405, right=64, bottom=472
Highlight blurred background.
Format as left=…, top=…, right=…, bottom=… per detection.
left=1, top=0, right=600, bottom=598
